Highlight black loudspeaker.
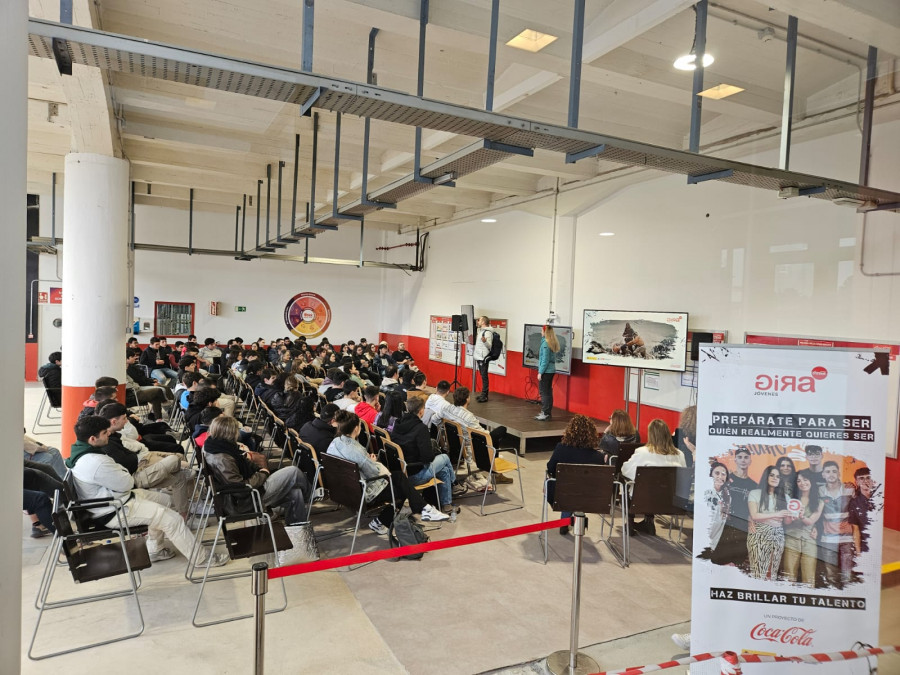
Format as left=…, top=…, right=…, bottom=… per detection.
left=691, top=332, right=714, bottom=361
left=451, top=314, right=468, bottom=332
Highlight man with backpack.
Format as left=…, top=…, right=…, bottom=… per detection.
left=473, top=316, right=498, bottom=402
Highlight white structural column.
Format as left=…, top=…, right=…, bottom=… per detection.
left=549, top=216, right=577, bottom=327
left=1, top=1, right=26, bottom=670
left=60, top=153, right=130, bottom=452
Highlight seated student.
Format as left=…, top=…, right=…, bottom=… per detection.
left=254, top=368, right=281, bottom=405
left=96, top=402, right=192, bottom=515
left=78, top=385, right=119, bottom=421
left=673, top=405, right=697, bottom=469
left=24, top=432, right=67, bottom=480
left=140, top=336, right=178, bottom=387
left=621, top=418, right=686, bottom=535
left=176, top=355, right=198, bottom=382
left=127, top=347, right=172, bottom=417
left=398, top=368, right=416, bottom=391
left=335, top=380, right=362, bottom=412
left=157, top=337, right=176, bottom=369
left=405, top=371, right=429, bottom=406
left=392, top=397, right=461, bottom=512
left=126, top=337, right=140, bottom=349
left=391, top=342, right=413, bottom=368
left=299, top=403, right=339, bottom=458
left=185, top=387, right=222, bottom=433
left=199, top=338, right=222, bottom=367
left=326, top=411, right=448, bottom=534
left=203, top=416, right=312, bottom=531
left=67, top=416, right=227, bottom=567
left=196, top=376, right=237, bottom=418
left=272, top=377, right=316, bottom=432
left=243, top=360, right=266, bottom=392
left=379, top=365, right=407, bottom=401
left=317, top=367, right=339, bottom=395
left=423, top=380, right=452, bottom=428
left=598, top=409, right=641, bottom=464
left=24, top=458, right=66, bottom=537
left=37, top=351, right=62, bottom=392
left=177, top=371, right=202, bottom=409
left=435, top=387, right=509, bottom=482
left=374, top=388, right=406, bottom=433
left=325, top=370, right=350, bottom=403
left=354, top=386, right=381, bottom=427
left=374, top=343, right=396, bottom=376
left=547, top=416, right=607, bottom=534
left=357, top=356, right=381, bottom=388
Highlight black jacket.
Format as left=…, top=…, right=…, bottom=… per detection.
left=104, top=432, right=140, bottom=475
left=298, top=417, right=335, bottom=457
left=391, top=412, right=434, bottom=471
left=38, top=362, right=62, bottom=391
left=127, top=362, right=154, bottom=387
left=139, top=347, right=163, bottom=371
left=255, top=383, right=279, bottom=407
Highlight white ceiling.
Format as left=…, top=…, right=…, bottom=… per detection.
left=25, top=0, right=900, bottom=235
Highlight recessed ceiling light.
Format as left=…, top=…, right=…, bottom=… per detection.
left=481, top=218, right=497, bottom=223
left=673, top=53, right=714, bottom=71
left=699, top=84, right=744, bottom=100
left=506, top=29, right=558, bottom=53
left=598, top=232, right=615, bottom=237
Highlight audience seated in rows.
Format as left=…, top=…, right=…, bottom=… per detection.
left=546, top=415, right=607, bottom=535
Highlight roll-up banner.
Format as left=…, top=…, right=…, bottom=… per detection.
left=691, top=345, right=887, bottom=674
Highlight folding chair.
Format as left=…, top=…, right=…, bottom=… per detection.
left=357, top=421, right=372, bottom=454
left=469, top=427, right=524, bottom=516
left=370, top=425, right=390, bottom=456
left=191, top=475, right=292, bottom=627
left=319, top=453, right=395, bottom=558
left=29, top=500, right=151, bottom=659
left=31, top=375, right=62, bottom=434
left=287, top=430, right=325, bottom=521
left=441, top=419, right=468, bottom=472
left=615, top=466, right=687, bottom=566
left=382, top=439, right=442, bottom=512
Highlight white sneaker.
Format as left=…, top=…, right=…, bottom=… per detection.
left=149, top=547, right=175, bottom=562
left=671, top=633, right=691, bottom=651
left=420, top=504, right=450, bottom=522
left=368, top=518, right=389, bottom=535
left=195, top=549, right=230, bottom=568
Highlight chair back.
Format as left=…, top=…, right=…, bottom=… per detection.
left=441, top=419, right=466, bottom=466
left=288, top=430, right=322, bottom=488
left=41, top=375, right=62, bottom=408
left=320, top=453, right=365, bottom=511
left=613, top=443, right=640, bottom=476
left=357, top=422, right=372, bottom=453
left=137, top=364, right=151, bottom=379
left=552, top=464, right=617, bottom=513
left=631, top=466, right=681, bottom=516
left=380, top=439, right=406, bottom=474
left=469, top=428, right=495, bottom=473
left=370, top=425, right=390, bottom=454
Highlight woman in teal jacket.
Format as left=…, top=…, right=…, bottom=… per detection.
left=536, top=325, right=560, bottom=421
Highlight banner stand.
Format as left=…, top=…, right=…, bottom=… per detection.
left=546, top=513, right=599, bottom=675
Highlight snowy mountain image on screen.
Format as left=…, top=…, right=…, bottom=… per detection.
left=585, top=319, right=678, bottom=360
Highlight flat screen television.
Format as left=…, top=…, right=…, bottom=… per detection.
left=522, top=324, right=573, bottom=375
left=582, top=309, right=689, bottom=372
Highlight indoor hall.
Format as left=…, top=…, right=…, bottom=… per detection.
left=7, top=0, right=900, bottom=673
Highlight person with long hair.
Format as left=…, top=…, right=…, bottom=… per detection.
left=535, top=325, right=560, bottom=421
left=621, top=419, right=686, bottom=535
left=747, top=465, right=790, bottom=580
left=782, top=468, right=824, bottom=585
left=705, top=462, right=731, bottom=551
left=776, top=456, right=799, bottom=499
left=674, top=405, right=697, bottom=468
left=598, top=409, right=640, bottom=463
left=546, top=415, right=605, bottom=534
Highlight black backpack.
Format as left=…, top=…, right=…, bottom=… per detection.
left=388, top=513, right=429, bottom=560
left=487, top=331, right=503, bottom=361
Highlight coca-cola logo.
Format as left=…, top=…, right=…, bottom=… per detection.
left=750, top=623, right=816, bottom=647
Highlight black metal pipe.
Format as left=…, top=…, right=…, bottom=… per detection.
left=859, top=45, right=877, bottom=186
left=277, top=160, right=284, bottom=240
left=309, top=112, right=318, bottom=227
left=234, top=205, right=240, bottom=252
left=485, top=0, right=499, bottom=111
left=265, top=163, right=272, bottom=243
left=689, top=0, right=709, bottom=153
left=291, top=134, right=300, bottom=235
left=129, top=180, right=134, bottom=252
left=256, top=180, right=262, bottom=248
left=51, top=172, right=57, bottom=246
left=332, top=112, right=342, bottom=216
left=568, top=0, right=585, bottom=128
left=241, top=193, right=247, bottom=251
left=188, top=188, right=194, bottom=255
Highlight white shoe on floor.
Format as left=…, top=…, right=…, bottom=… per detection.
left=420, top=504, right=450, bottom=522
left=368, top=518, right=389, bottom=535
left=671, top=633, right=691, bottom=651
left=195, top=549, right=230, bottom=568
left=149, top=547, right=175, bottom=562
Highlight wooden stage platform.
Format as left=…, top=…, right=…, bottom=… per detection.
left=466, top=391, right=607, bottom=454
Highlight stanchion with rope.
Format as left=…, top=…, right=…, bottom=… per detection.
left=251, top=562, right=268, bottom=675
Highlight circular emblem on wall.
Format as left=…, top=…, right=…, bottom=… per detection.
left=284, top=292, right=331, bottom=339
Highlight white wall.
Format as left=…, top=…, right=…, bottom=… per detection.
left=384, top=117, right=900, bottom=352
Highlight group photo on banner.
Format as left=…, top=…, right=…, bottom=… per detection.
left=691, top=345, right=888, bottom=674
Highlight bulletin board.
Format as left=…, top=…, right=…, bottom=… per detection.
left=428, top=315, right=462, bottom=366
left=745, top=332, right=900, bottom=458
left=626, top=329, right=727, bottom=412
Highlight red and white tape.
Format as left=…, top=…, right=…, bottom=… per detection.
left=595, top=645, right=898, bottom=675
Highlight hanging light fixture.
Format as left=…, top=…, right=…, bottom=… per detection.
left=673, top=5, right=714, bottom=71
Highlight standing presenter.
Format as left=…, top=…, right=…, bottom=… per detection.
left=535, top=325, right=560, bottom=421
left=474, top=315, right=493, bottom=402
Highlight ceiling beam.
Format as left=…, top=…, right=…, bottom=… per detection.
left=581, top=0, right=697, bottom=64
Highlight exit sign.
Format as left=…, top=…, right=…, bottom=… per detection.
left=235, top=306, right=247, bottom=312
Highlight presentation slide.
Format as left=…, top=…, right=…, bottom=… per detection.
left=522, top=324, right=573, bottom=375
left=583, top=309, right=689, bottom=372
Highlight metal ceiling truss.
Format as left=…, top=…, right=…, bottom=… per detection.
left=26, top=18, right=900, bottom=213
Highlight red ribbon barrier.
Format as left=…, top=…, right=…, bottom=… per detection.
left=268, top=517, right=570, bottom=579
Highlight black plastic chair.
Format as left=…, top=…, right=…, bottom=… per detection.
left=31, top=375, right=62, bottom=434
left=618, top=466, right=689, bottom=565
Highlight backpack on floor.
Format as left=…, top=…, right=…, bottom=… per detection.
left=464, top=472, right=494, bottom=494
left=487, top=331, right=503, bottom=361
left=388, top=513, right=429, bottom=561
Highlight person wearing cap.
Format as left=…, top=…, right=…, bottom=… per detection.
left=299, top=403, right=339, bottom=457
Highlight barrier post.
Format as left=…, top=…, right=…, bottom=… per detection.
left=251, top=562, right=268, bottom=675
left=547, top=512, right=599, bottom=675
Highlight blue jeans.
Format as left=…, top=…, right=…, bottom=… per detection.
left=262, top=466, right=311, bottom=525
left=24, top=445, right=67, bottom=479
left=151, top=368, right=179, bottom=387
left=410, top=453, right=455, bottom=505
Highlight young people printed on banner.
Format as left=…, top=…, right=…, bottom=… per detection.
left=746, top=465, right=790, bottom=581
left=781, top=468, right=824, bottom=586
left=704, top=446, right=755, bottom=567
left=704, top=462, right=731, bottom=551
left=818, top=460, right=855, bottom=589
left=775, top=456, right=799, bottom=499
left=804, top=444, right=827, bottom=487
left=849, top=466, right=876, bottom=558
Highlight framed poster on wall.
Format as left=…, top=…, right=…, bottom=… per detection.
left=746, top=332, right=900, bottom=458
left=428, top=315, right=461, bottom=366
left=583, top=309, right=688, bottom=372
left=465, top=318, right=508, bottom=376
left=522, top=324, right=574, bottom=375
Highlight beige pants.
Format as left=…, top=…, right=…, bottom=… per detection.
left=133, top=452, right=192, bottom=514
